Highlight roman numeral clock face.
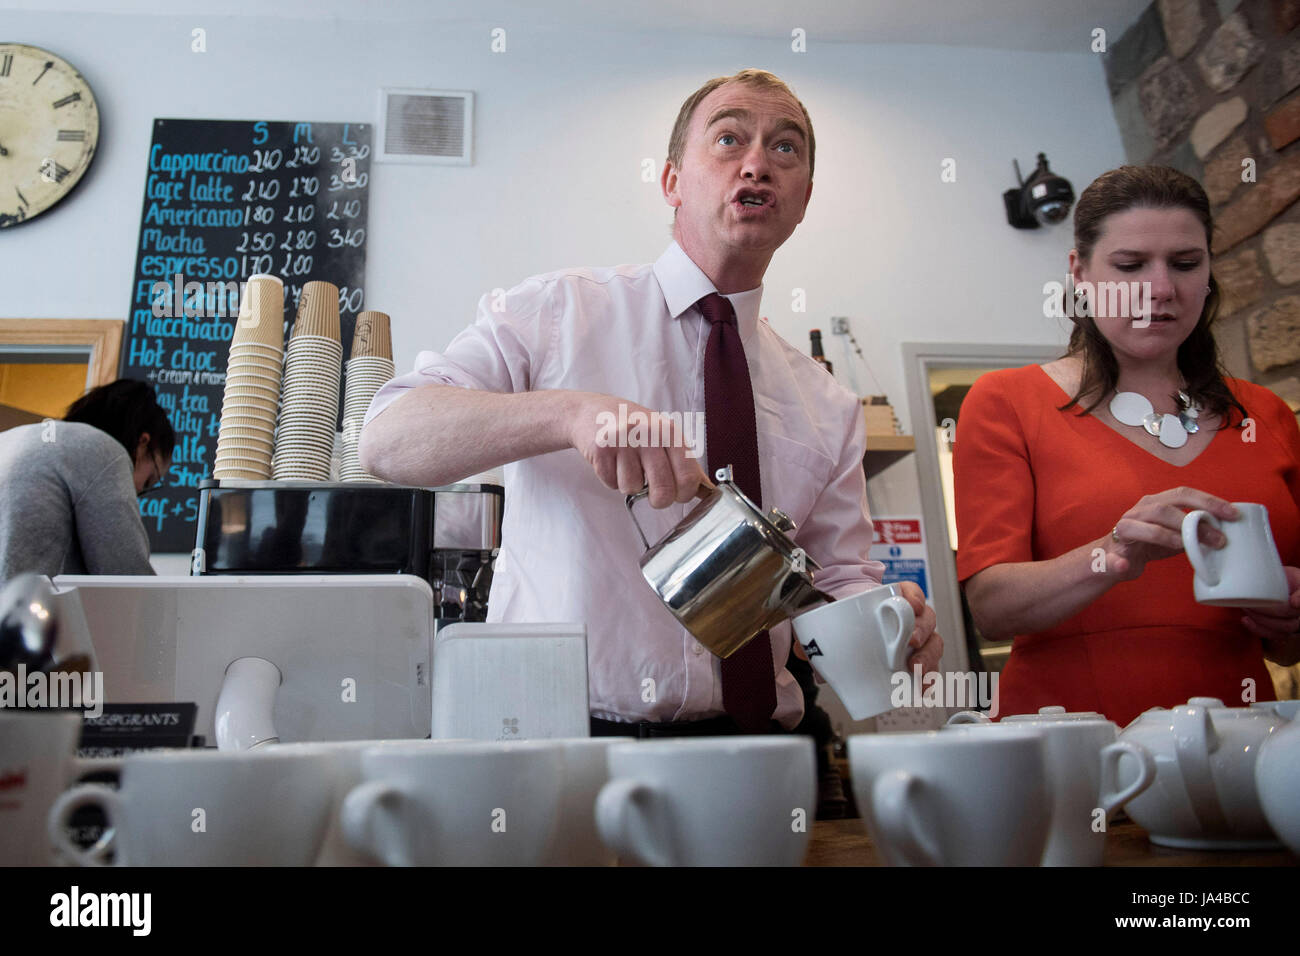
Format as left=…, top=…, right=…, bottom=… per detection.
left=0, top=44, right=100, bottom=227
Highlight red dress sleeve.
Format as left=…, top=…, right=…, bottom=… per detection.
left=1265, top=388, right=1300, bottom=528
left=1237, top=378, right=1300, bottom=565
left=953, top=369, right=1037, bottom=584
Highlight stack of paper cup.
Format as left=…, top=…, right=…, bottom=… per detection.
left=340, top=309, right=395, bottom=483
left=272, top=281, right=343, bottom=481
left=215, top=275, right=285, bottom=480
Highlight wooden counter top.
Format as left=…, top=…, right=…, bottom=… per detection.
left=803, top=817, right=1300, bottom=866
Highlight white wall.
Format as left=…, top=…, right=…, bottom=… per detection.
left=8, top=10, right=1125, bottom=641
left=5, top=11, right=1122, bottom=433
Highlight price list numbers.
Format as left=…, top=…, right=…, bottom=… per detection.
left=123, top=119, right=371, bottom=552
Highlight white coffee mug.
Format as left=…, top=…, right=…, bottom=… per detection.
left=1, top=711, right=82, bottom=865
left=595, top=736, right=815, bottom=866
left=848, top=730, right=1052, bottom=866
left=944, top=718, right=1156, bottom=865
left=543, top=736, right=634, bottom=867
left=1182, top=503, right=1289, bottom=607
left=341, top=740, right=564, bottom=866
left=50, top=755, right=126, bottom=864
left=47, top=748, right=337, bottom=866
left=268, top=739, right=469, bottom=865
left=791, top=584, right=915, bottom=720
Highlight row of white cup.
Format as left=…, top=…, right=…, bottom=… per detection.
left=48, top=738, right=619, bottom=867
left=5, top=707, right=1165, bottom=866
left=30, top=733, right=815, bottom=867
left=856, top=717, right=1156, bottom=866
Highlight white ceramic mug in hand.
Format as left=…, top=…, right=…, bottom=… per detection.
left=1182, top=503, right=1289, bottom=607
left=341, top=740, right=563, bottom=866
left=944, top=718, right=1156, bottom=866
left=47, top=748, right=337, bottom=866
left=792, top=583, right=915, bottom=720
left=848, top=730, right=1052, bottom=866
left=595, top=736, right=815, bottom=866
left=1, top=711, right=81, bottom=865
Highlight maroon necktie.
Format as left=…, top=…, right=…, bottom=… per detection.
left=697, top=292, right=776, bottom=734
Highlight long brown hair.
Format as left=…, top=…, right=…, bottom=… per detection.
left=1060, top=165, right=1246, bottom=426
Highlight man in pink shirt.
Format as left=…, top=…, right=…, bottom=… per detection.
left=361, top=70, right=942, bottom=746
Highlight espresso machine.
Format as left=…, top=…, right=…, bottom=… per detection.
left=193, top=479, right=503, bottom=629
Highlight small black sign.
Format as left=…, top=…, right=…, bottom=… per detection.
left=78, top=702, right=198, bottom=756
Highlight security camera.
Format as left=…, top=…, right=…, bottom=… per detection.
left=1004, top=153, right=1074, bottom=229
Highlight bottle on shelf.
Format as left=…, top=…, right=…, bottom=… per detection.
left=809, top=329, right=833, bottom=376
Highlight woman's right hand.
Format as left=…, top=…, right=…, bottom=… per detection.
left=1103, top=487, right=1239, bottom=581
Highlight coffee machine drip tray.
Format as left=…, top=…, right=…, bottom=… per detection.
left=194, top=480, right=503, bottom=594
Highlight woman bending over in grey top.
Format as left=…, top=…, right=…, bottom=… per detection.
left=0, top=379, right=175, bottom=581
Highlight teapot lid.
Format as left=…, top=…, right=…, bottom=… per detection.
left=1182, top=697, right=1267, bottom=714
left=712, top=465, right=822, bottom=576
left=1003, top=705, right=1105, bottom=722
left=1125, top=696, right=1283, bottom=729
left=1131, top=698, right=1237, bottom=715
left=1251, top=700, right=1300, bottom=721
left=1180, top=696, right=1286, bottom=720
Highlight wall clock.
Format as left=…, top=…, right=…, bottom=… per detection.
left=0, top=44, right=100, bottom=228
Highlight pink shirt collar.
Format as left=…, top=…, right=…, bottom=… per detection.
left=653, top=241, right=764, bottom=346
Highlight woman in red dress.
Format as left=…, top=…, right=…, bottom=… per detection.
left=954, top=166, right=1300, bottom=727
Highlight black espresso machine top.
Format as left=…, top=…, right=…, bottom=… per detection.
left=193, top=479, right=503, bottom=620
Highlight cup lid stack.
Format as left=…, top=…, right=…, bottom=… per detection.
left=214, top=275, right=285, bottom=480
left=272, top=281, right=343, bottom=481
left=340, top=309, right=395, bottom=483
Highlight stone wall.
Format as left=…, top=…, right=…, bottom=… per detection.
left=1106, top=0, right=1300, bottom=415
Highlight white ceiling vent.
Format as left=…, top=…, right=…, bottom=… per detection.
left=376, top=88, right=473, bottom=165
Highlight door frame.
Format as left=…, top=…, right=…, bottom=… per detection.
left=901, top=342, right=1062, bottom=673
left=0, top=319, right=125, bottom=390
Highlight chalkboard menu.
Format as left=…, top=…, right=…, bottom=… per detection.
left=121, top=118, right=371, bottom=553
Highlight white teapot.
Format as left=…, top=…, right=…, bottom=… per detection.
left=1256, top=709, right=1300, bottom=855
left=1117, top=697, right=1286, bottom=849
